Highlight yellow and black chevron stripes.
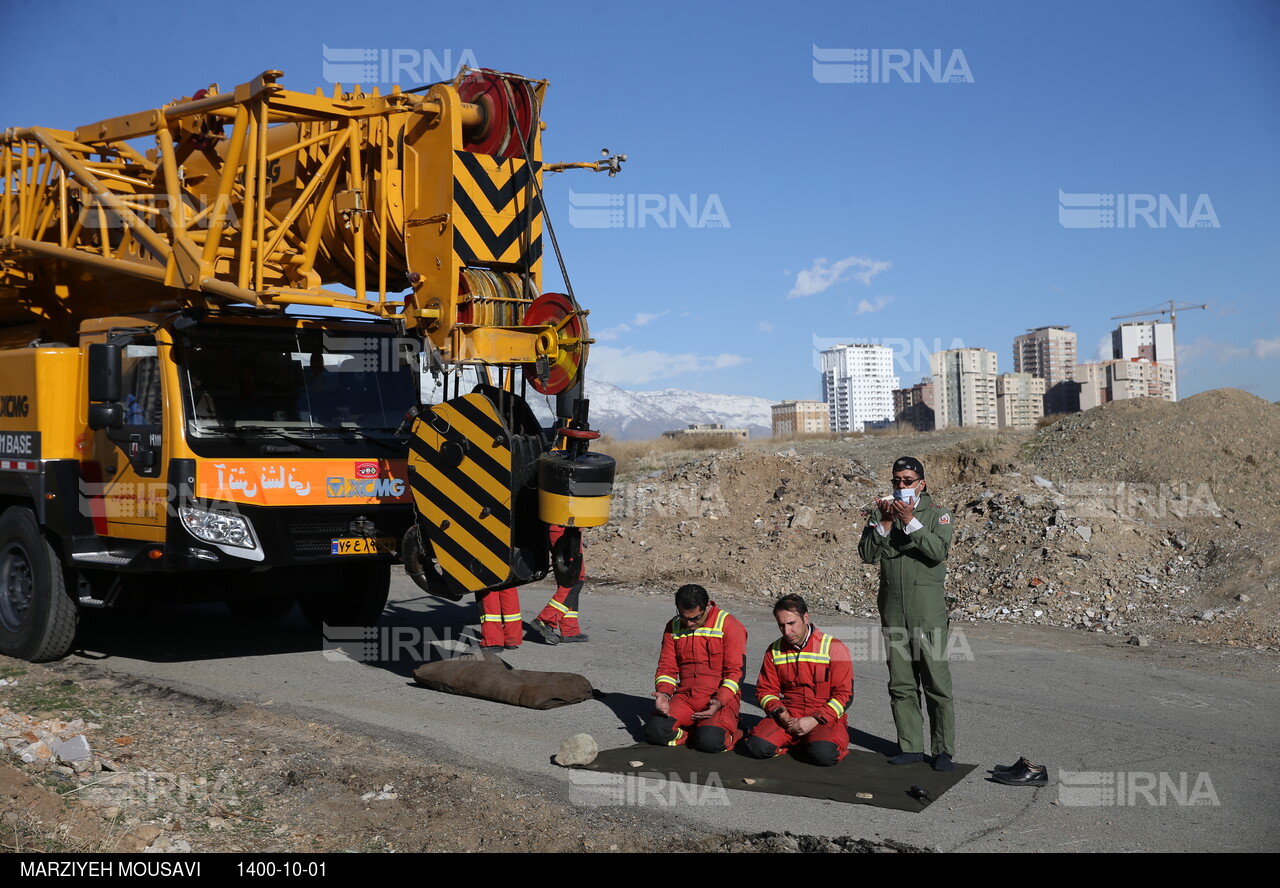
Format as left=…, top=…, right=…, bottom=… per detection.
left=453, top=151, right=543, bottom=268
left=408, top=393, right=515, bottom=593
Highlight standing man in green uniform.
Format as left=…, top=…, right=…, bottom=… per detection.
left=857, top=456, right=956, bottom=772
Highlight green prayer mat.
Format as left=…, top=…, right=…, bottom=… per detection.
left=577, top=744, right=976, bottom=812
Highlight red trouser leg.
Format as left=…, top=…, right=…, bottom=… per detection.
left=659, top=694, right=707, bottom=747
left=747, top=715, right=848, bottom=762
left=500, top=586, right=523, bottom=646
left=807, top=716, right=850, bottom=763
left=746, top=718, right=793, bottom=756
left=477, top=587, right=521, bottom=648
left=669, top=692, right=741, bottom=750
left=536, top=578, right=582, bottom=636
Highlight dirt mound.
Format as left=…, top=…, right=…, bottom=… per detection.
left=1029, top=388, right=1280, bottom=509
left=586, top=391, right=1279, bottom=650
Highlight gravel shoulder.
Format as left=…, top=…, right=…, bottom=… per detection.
left=0, top=654, right=920, bottom=854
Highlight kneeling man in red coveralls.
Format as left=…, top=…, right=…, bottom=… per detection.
left=743, top=594, right=853, bottom=766
left=645, top=584, right=748, bottom=753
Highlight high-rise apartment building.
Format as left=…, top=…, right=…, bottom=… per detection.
left=996, top=372, right=1046, bottom=429
left=931, top=348, right=998, bottom=429
left=893, top=378, right=936, bottom=432
left=1077, top=358, right=1175, bottom=409
left=771, top=399, right=829, bottom=436
left=1013, top=325, right=1080, bottom=414
left=1112, top=321, right=1177, bottom=400
left=820, top=344, right=899, bottom=432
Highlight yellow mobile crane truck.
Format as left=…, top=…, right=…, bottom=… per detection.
left=0, top=69, right=616, bottom=661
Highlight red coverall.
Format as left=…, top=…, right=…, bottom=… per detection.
left=536, top=525, right=585, bottom=638
left=477, top=587, right=522, bottom=648
left=649, top=603, right=747, bottom=751
left=746, top=627, right=853, bottom=764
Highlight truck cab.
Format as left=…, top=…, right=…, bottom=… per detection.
left=0, top=310, right=418, bottom=661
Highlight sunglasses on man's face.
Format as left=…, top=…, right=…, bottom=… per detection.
left=891, top=476, right=920, bottom=486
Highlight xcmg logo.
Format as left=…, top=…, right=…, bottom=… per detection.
left=0, top=395, right=30, bottom=417
left=326, top=476, right=406, bottom=498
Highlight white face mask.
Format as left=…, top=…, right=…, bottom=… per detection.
left=893, top=486, right=918, bottom=503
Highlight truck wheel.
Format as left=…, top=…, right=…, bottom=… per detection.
left=298, top=562, right=390, bottom=631
left=0, top=508, right=78, bottom=662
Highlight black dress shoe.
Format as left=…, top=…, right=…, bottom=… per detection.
left=991, top=763, right=1049, bottom=787
left=993, top=756, right=1045, bottom=774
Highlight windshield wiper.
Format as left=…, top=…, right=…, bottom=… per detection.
left=306, top=426, right=406, bottom=451
left=231, top=426, right=327, bottom=452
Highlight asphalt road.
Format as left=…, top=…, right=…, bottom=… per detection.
left=68, top=577, right=1280, bottom=853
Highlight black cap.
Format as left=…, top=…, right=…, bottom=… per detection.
left=893, top=456, right=925, bottom=478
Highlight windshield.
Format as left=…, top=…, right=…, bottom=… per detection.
left=175, top=324, right=417, bottom=437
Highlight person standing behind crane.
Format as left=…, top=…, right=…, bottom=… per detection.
left=531, top=525, right=589, bottom=644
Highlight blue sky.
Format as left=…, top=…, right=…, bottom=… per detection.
left=3, top=0, right=1276, bottom=402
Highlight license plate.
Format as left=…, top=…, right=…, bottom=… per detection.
left=330, top=537, right=395, bottom=555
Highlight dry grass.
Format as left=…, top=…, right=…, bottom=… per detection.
left=596, top=434, right=740, bottom=478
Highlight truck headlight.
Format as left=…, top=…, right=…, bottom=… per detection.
left=179, top=505, right=259, bottom=551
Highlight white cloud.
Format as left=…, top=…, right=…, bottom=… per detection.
left=855, top=295, right=893, bottom=315
left=1178, top=336, right=1251, bottom=364
left=757, top=320, right=774, bottom=333
left=1095, top=333, right=1112, bottom=362
left=595, top=323, right=629, bottom=341
left=1254, top=337, right=1280, bottom=359
left=589, top=346, right=748, bottom=386
left=595, top=310, right=667, bottom=342
left=787, top=256, right=891, bottom=299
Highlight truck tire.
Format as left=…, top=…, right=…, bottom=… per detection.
left=298, top=562, right=390, bottom=631
left=0, top=508, right=78, bottom=662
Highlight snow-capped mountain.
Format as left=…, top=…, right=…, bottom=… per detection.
left=574, top=380, right=774, bottom=440
left=428, top=372, right=775, bottom=440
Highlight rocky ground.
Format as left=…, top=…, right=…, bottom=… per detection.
left=0, top=659, right=919, bottom=854
left=586, top=389, right=1280, bottom=651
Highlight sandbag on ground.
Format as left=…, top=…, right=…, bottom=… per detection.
left=412, top=653, right=594, bottom=709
